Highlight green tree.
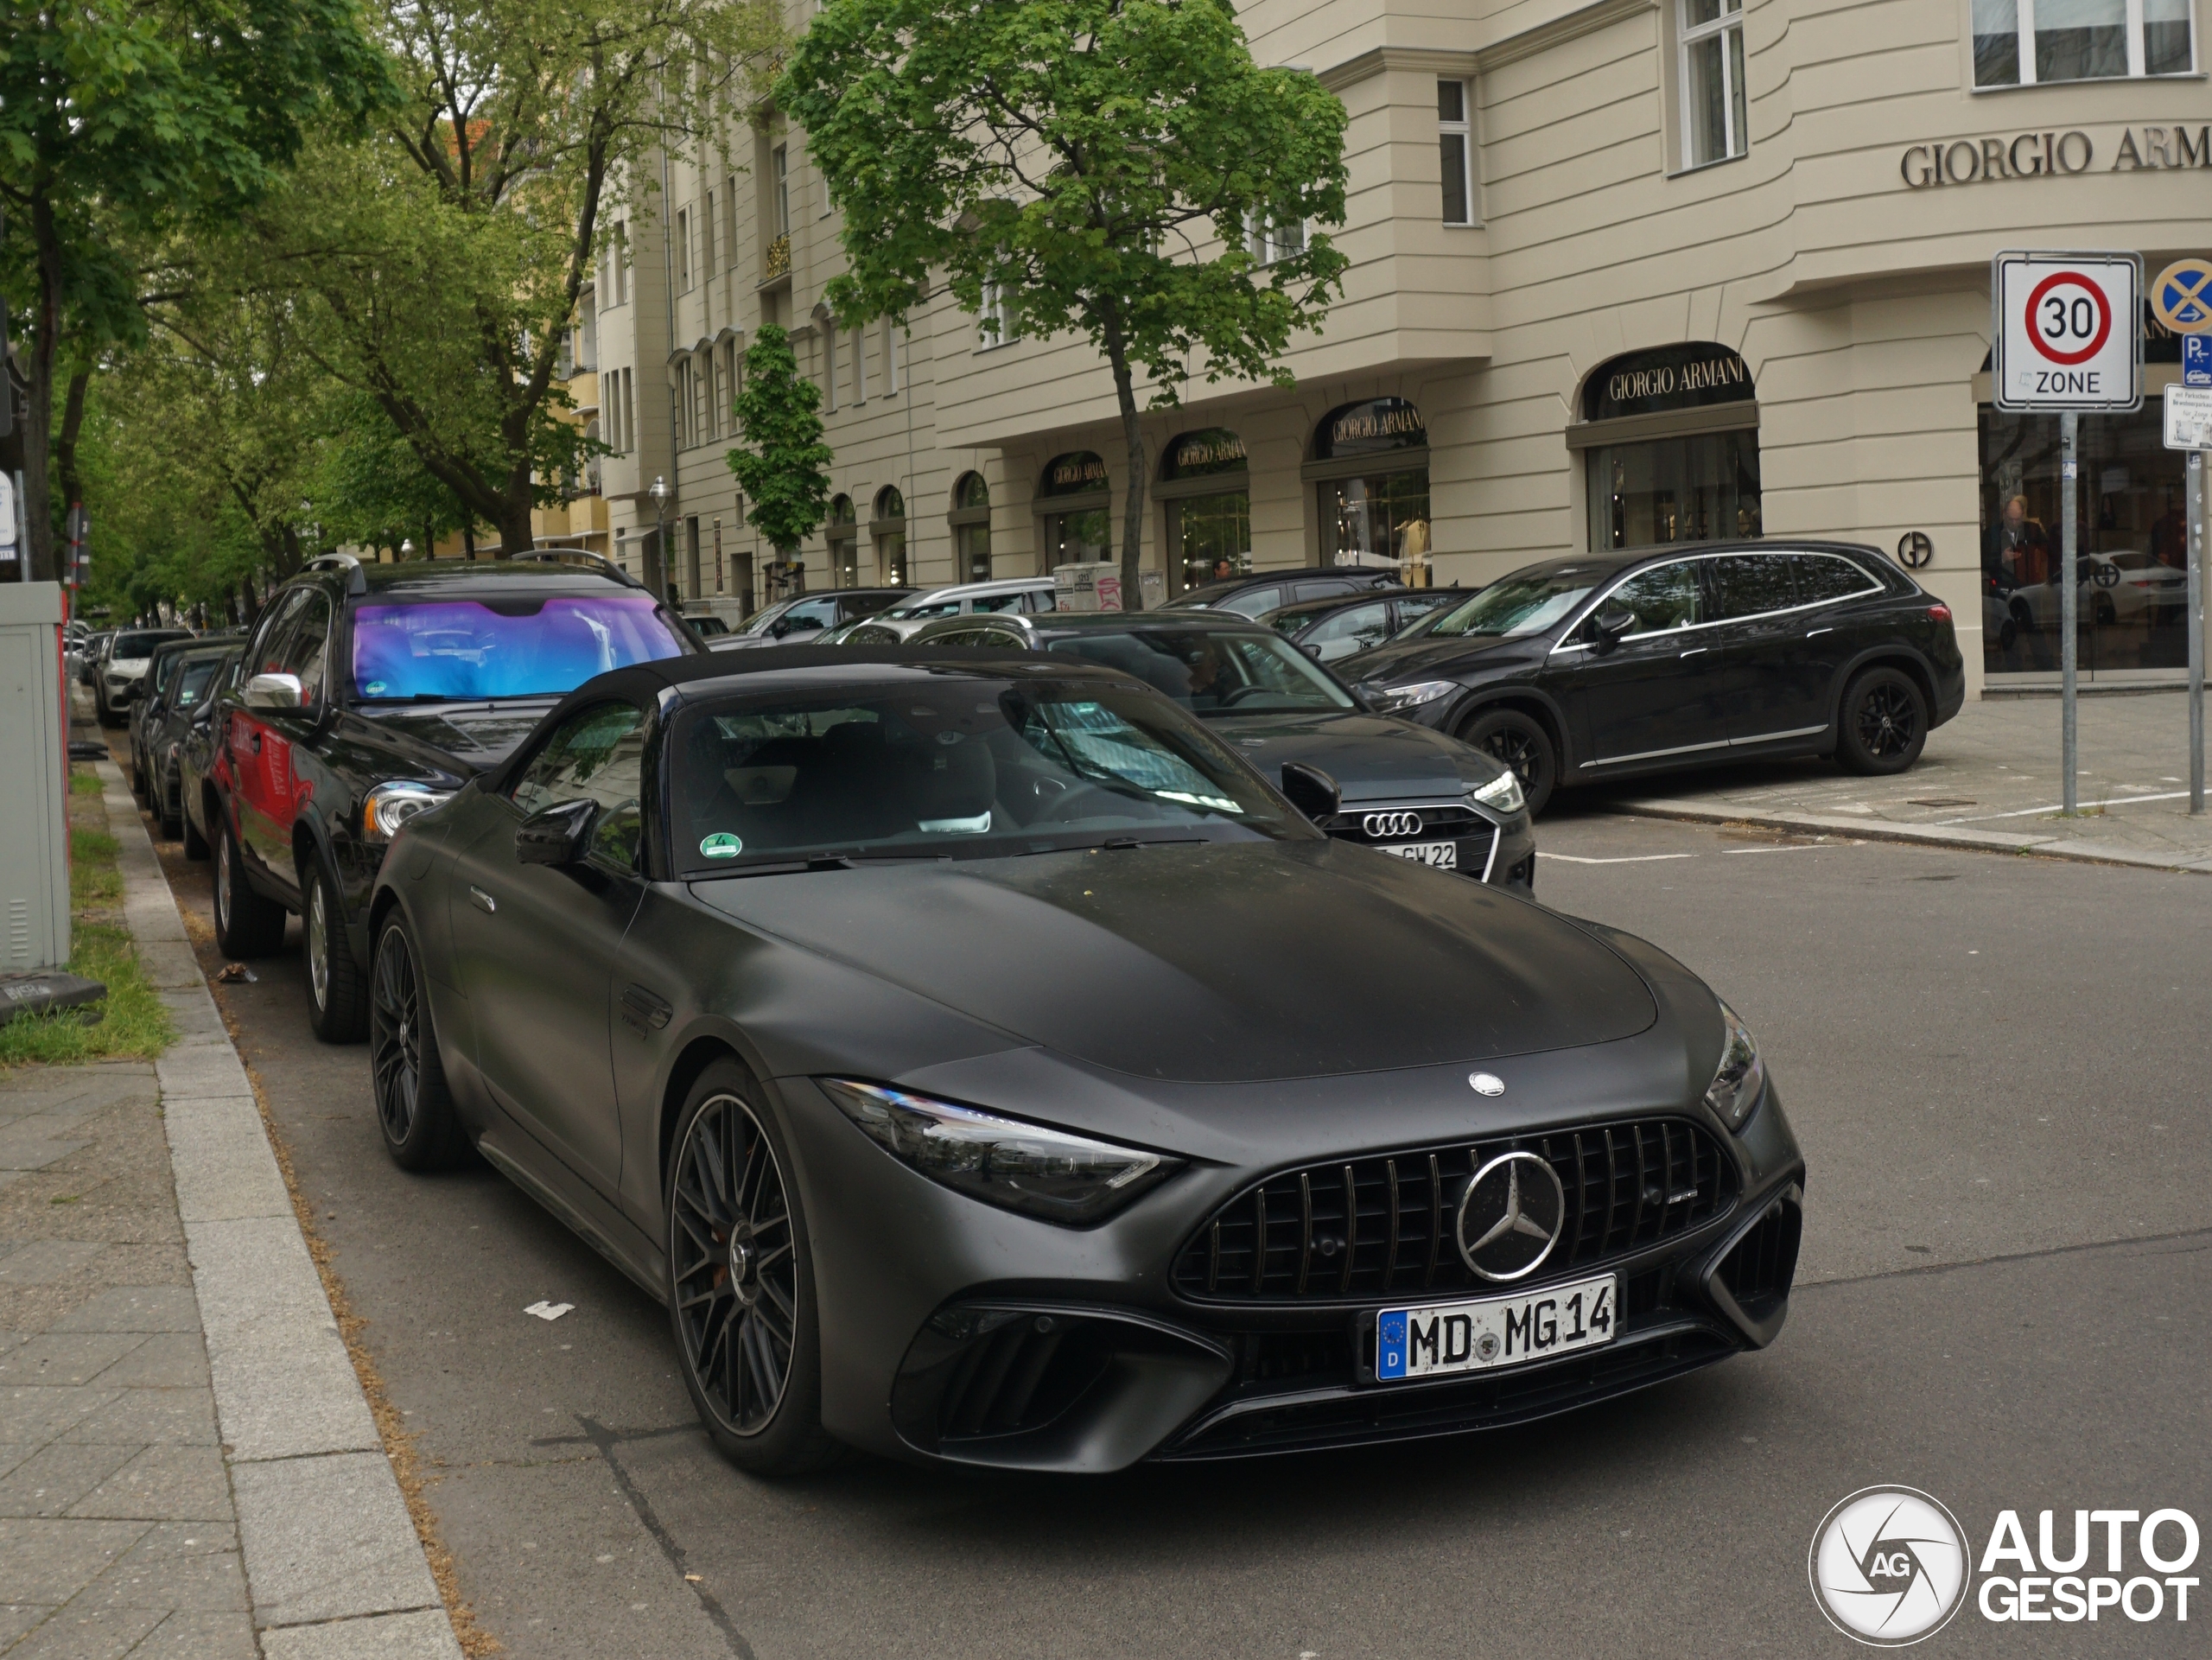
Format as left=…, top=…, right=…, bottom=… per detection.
left=251, top=0, right=781, bottom=559
left=780, top=0, right=1349, bottom=605
left=725, top=324, right=831, bottom=560
left=0, top=0, right=388, bottom=580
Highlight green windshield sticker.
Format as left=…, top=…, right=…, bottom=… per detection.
left=699, top=831, right=743, bottom=860
left=365, top=682, right=386, bottom=695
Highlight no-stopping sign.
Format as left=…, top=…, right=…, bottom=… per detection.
left=1993, top=251, right=2142, bottom=412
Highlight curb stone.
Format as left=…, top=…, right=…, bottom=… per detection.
left=95, top=762, right=465, bottom=1658
left=1602, top=797, right=2212, bottom=874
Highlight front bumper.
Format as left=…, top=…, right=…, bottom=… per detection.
left=773, top=1071, right=1802, bottom=1472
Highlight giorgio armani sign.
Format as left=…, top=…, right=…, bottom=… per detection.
left=1582, top=345, right=1755, bottom=423
left=1901, top=124, right=2210, bottom=188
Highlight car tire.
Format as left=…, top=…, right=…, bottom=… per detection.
left=666, top=1062, right=845, bottom=1476
left=131, top=748, right=149, bottom=803
left=95, top=687, right=118, bottom=728
left=1459, top=707, right=1558, bottom=817
left=181, top=797, right=210, bottom=862
left=369, top=912, right=467, bottom=1171
left=304, top=863, right=370, bottom=1043
left=1836, top=666, right=1929, bottom=776
left=213, top=818, right=288, bottom=958
left=157, top=778, right=183, bottom=842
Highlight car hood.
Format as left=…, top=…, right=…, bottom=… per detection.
left=1340, top=632, right=1541, bottom=689
left=359, top=703, right=556, bottom=774
left=690, top=840, right=1654, bottom=1083
left=1208, top=710, right=1505, bottom=804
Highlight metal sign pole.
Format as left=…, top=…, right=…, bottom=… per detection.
left=2192, top=447, right=2205, bottom=816
left=2060, top=411, right=2079, bottom=814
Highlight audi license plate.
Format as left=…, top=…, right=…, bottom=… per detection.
left=1375, top=1274, right=1617, bottom=1382
left=1381, top=840, right=1457, bottom=868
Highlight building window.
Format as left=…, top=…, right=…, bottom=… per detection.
left=827, top=494, right=858, bottom=588
left=1973, top=0, right=2194, bottom=86
left=702, top=193, right=715, bottom=272
left=822, top=327, right=838, bottom=411
left=978, top=277, right=1019, bottom=349
left=621, top=368, right=634, bottom=456
left=771, top=147, right=791, bottom=238
left=852, top=327, right=867, bottom=405
left=883, top=319, right=901, bottom=395
left=1037, top=452, right=1111, bottom=575
left=1578, top=344, right=1760, bottom=551
left=950, top=473, right=991, bottom=581
left=1680, top=0, right=1748, bottom=168
left=1245, top=210, right=1306, bottom=264
left=1160, top=428, right=1251, bottom=592
left=1438, top=80, right=1474, bottom=226
left=724, top=176, right=740, bottom=267
left=873, top=487, right=907, bottom=587
left=1314, top=399, right=1431, bottom=582
left=606, top=222, right=629, bottom=306
left=676, top=208, right=692, bottom=290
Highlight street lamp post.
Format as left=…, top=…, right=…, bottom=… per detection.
left=649, top=475, right=671, bottom=602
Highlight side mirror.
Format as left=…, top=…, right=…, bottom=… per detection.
left=516, top=799, right=598, bottom=867
left=1280, top=761, right=1341, bottom=824
left=1300, top=641, right=1324, bottom=658
left=243, top=672, right=303, bottom=710
left=1588, top=604, right=1637, bottom=656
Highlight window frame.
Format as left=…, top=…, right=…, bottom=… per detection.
left=1678, top=0, right=1749, bottom=169
left=1971, top=0, right=2197, bottom=87
left=1437, top=79, right=1476, bottom=226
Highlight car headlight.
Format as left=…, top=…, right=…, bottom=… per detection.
left=1467, top=769, right=1525, bottom=815
left=363, top=780, right=455, bottom=843
left=1704, top=1002, right=1765, bottom=1132
left=1373, top=678, right=1458, bottom=712
left=820, top=1079, right=1181, bottom=1225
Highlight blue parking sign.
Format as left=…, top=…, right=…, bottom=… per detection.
left=2186, top=334, right=2211, bottom=387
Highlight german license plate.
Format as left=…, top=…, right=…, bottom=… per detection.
left=1376, top=1274, right=1617, bottom=1381
left=1381, top=840, right=1457, bottom=868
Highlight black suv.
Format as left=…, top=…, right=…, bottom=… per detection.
left=1339, top=541, right=1965, bottom=815
left=1165, top=567, right=1402, bottom=618
left=204, top=553, right=702, bottom=1039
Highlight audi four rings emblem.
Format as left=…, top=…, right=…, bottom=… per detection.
left=1362, top=810, right=1424, bottom=839
left=1455, top=1151, right=1566, bottom=1282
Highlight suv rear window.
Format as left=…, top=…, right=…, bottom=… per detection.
left=351, top=593, right=685, bottom=702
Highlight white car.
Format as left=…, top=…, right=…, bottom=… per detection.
left=831, top=576, right=1060, bottom=643
left=2006, top=550, right=2185, bottom=633
left=94, top=627, right=194, bottom=727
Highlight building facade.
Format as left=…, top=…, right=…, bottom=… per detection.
left=587, top=0, right=2212, bottom=696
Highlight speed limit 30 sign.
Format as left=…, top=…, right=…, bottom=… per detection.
left=1993, top=251, right=2142, bottom=412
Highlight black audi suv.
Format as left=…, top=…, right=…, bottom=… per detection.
left=1341, top=541, right=1965, bottom=814
left=200, top=551, right=701, bottom=1040
left=368, top=648, right=1804, bottom=1474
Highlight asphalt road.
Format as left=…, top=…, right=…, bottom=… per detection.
left=111, top=731, right=2211, bottom=1658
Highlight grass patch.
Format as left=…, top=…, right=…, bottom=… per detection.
left=71, top=768, right=105, bottom=796
left=0, top=783, right=175, bottom=1067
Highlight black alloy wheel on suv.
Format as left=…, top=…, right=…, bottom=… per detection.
left=1338, top=541, right=1967, bottom=817
left=201, top=551, right=702, bottom=1042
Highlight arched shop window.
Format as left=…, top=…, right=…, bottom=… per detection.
left=872, top=487, right=908, bottom=588
left=826, top=494, right=858, bottom=588
left=1036, top=452, right=1111, bottom=575
left=949, top=473, right=992, bottom=582
left=1311, top=398, right=1430, bottom=584
left=1572, top=344, right=1760, bottom=552
left=1158, top=429, right=1249, bottom=593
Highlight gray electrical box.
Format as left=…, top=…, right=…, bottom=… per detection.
left=0, top=582, right=71, bottom=972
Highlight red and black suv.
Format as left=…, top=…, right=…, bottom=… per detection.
left=202, top=553, right=700, bottom=1039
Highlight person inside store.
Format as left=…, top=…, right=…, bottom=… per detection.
left=1982, top=495, right=2049, bottom=591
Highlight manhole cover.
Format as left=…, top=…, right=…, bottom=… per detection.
left=1907, top=798, right=1975, bottom=808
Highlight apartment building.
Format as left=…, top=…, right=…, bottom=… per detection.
left=587, top=0, right=2212, bottom=694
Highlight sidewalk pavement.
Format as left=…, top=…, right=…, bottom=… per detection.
left=1602, top=689, right=2212, bottom=873
left=1, top=765, right=461, bottom=1658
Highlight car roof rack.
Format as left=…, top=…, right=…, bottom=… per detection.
left=305, top=552, right=368, bottom=595
left=511, top=549, right=645, bottom=590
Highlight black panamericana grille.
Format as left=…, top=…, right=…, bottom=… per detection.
left=1172, top=1119, right=1735, bottom=1303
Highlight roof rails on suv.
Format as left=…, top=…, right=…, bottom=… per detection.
left=306, top=553, right=367, bottom=595
left=510, top=548, right=645, bottom=590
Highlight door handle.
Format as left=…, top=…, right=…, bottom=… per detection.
left=467, top=886, right=496, bottom=913
left=1679, top=647, right=1708, bottom=658
left=1805, top=626, right=1834, bottom=638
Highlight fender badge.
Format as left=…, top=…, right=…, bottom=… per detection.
left=1468, top=1072, right=1505, bottom=1097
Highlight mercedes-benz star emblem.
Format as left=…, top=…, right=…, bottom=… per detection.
left=1468, top=1072, right=1504, bottom=1096
left=1455, top=1151, right=1565, bottom=1282
left=1361, top=810, right=1423, bottom=839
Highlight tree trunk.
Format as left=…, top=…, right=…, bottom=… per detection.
left=21, top=199, right=64, bottom=584
left=499, top=504, right=534, bottom=562
left=1100, top=316, right=1147, bottom=612
left=54, top=369, right=90, bottom=518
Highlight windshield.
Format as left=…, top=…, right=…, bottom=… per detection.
left=1419, top=569, right=1605, bottom=639
left=172, top=658, right=223, bottom=709
left=115, top=631, right=190, bottom=659
left=351, top=594, right=686, bottom=702
left=1043, top=628, right=1354, bottom=714
left=882, top=595, right=962, bottom=621
left=671, top=679, right=1313, bottom=875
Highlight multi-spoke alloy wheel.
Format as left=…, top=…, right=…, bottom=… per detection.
left=1855, top=682, right=1919, bottom=758
left=671, top=1094, right=799, bottom=1437
left=371, top=927, right=423, bottom=1147
left=1838, top=667, right=1929, bottom=776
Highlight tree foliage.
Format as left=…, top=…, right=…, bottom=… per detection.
left=780, top=0, right=1349, bottom=601
left=247, top=0, right=782, bottom=559
left=0, top=0, right=389, bottom=577
left=725, top=324, right=831, bottom=558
